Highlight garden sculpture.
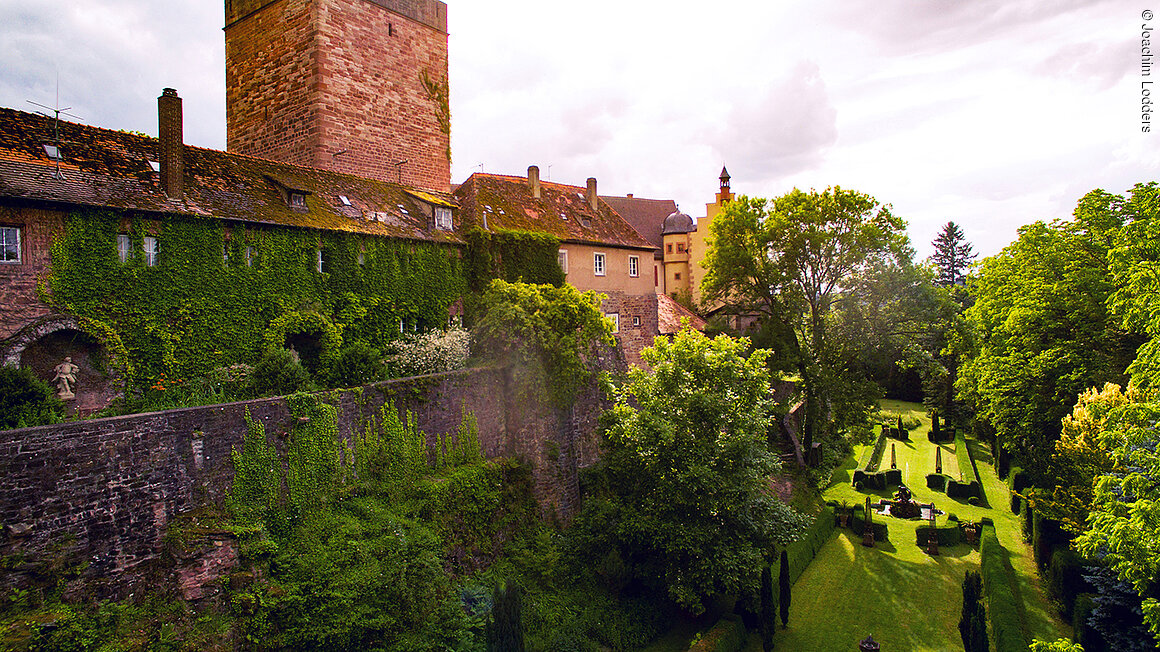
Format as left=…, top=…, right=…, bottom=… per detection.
left=52, top=357, right=79, bottom=400
left=890, top=443, right=897, bottom=469
left=935, top=446, right=943, bottom=474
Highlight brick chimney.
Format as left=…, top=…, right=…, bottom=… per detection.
left=158, top=88, right=184, bottom=200
left=528, top=165, right=541, bottom=199
left=586, top=177, right=598, bottom=211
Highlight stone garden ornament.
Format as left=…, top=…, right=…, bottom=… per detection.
left=52, top=356, right=79, bottom=400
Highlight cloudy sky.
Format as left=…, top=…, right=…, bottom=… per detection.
left=0, top=0, right=1152, bottom=258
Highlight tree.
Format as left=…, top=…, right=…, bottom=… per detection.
left=472, top=279, right=614, bottom=408
left=760, top=565, right=774, bottom=651
left=572, top=329, right=810, bottom=614
left=0, top=366, right=64, bottom=430
left=486, top=581, right=525, bottom=652
left=701, top=188, right=911, bottom=459
left=778, top=550, right=790, bottom=628
left=957, top=189, right=1140, bottom=481
left=930, top=221, right=976, bottom=288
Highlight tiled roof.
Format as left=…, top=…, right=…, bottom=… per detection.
left=0, top=107, right=461, bottom=244
left=600, top=195, right=676, bottom=251
left=454, top=173, right=656, bottom=251
left=657, top=292, right=707, bottom=335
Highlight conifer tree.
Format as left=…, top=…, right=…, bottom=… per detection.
left=931, top=221, right=976, bottom=287
left=778, top=550, right=791, bottom=628
left=486, top=581, right=525, bottom=652
left=761, top=565, right=775, bottom=651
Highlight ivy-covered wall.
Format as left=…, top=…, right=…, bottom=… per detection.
left=464, top=227, right=564, bottom=293
left=47, top=209, right=465, bottom=388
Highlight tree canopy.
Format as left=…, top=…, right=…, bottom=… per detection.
left=930, top=221, right=976, bottom=288
left=701, top=187, right=912, bottom=455
left=572, top=329, right=809, bottom=614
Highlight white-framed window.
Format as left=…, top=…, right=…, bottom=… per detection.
left=605, top=312, right=619, bottom=333
left=0, top=226, right=20, bottom=263
left=628, top=255, right=639, bottom=277
left=117, top=234, right=131, bottom=263
left=594, top=252, right=606, bottom=276
left=358, top=250, right=365, bottom=267
left=558, top=249, right=568, bottom=274
left=245, top=246, right=256, bottom=267
left=434, top=206, right=453, bottom=230
left=632, top=316, right=641, bottom=327
left=223, top=243, right=231, bottom=266
left=289, top=192, right=307, bottom=208
left=316, top=249, right=327, bottom=273
left=143, top=236, right=159, bottom=267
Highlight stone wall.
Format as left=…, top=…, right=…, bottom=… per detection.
left=0, top=206, right=63, bottom=340
left=0, top=365, right=604, bottom=593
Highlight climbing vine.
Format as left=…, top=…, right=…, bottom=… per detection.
left=46, top=209, right=465, bottom=394
left=465, top=227, right=565, bottom=293
left=420, top=69, right=452, bottom=162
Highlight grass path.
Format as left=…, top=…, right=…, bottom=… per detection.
left=771, top=400, right=1068, bottom=650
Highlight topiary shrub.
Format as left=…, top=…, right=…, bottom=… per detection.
left=927, top=473, right=949, bottom=491
left=916, top=524, right=962, bottom=547
left=968, top=496, right=980, bottom=506
left=248, top=347, right=310, bottom=397
left=854, top=480, right=864, bottom=492
left=0, top=366, right=65, bottom=430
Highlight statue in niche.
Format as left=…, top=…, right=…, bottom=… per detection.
left=52, top=356, right=79, bottom=400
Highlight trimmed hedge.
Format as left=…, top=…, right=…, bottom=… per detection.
left=915, top=524, right=963, bottom=547
left=1032, top=511, right=1070, bottom=571
left=690, top=614, right=746, bottom=652
left=929, top=426, right=955, bottom=444
left=1048, top=547, right=1087, bottom=619
left=866, top=428, right=889, bottom=471
left=852, top=468, right=901, bottom=491
left=779, top=505, right=837, bottom=586
left=980, top=525, right=1028, bottom=652
left=950, top=431, right=983, bottom=500
left=1007, top=467, right=1027, bottom=514
left=926, top=473, right=949, bottom=491
left=1072, top=593, right=1103, bottom=652
left=850, top=507, right=890, bottom=542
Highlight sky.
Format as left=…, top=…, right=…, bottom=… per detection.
left=0, top=0, right=1153, bottom=259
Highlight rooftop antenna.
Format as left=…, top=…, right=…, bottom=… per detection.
left=473, top=162, right=483, bottom=174
left=27, top=73, right=81, bottom=180
left=546, top=164, right=552, bottom=181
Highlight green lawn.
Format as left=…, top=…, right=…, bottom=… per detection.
left=772, top=400, right=1068, bottom=651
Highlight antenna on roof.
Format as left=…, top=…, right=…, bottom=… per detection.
left=473, top=162, right=484, bottom=174
left=27, top=75, right=81, bottom=180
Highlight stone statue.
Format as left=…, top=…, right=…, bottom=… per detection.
left=52, top=356, right=79, bottom=400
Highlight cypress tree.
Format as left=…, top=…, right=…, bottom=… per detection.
left=486, top=581, right=525, bottom=652
left=778, top=550, right=791, bottom=628
left=761, top=565, right=775, bottom=651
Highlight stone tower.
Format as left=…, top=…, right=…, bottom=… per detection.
left=224, top=0, right=451, bottom=192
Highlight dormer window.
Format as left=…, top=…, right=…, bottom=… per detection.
left=434, top=206, right=452, bottom=230
left=339, top=195, right=352, bottom=207
left=42, top=144, right=62, bottom=160
left=148, top=160, right=160, bottom=173
left=290, top=192, right=307, bottom=207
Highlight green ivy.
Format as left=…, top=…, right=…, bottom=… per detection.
left=465, top=228, right=564, bottom=293
left=46, top=209, right=465, bottom=393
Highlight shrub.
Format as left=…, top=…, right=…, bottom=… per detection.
left=326, top=342, right=383, bottom=387
left=1072, top=593, right=1102, bottom=651
left=980, top=525, right=1027, bottom=652
left=689, top=614, right=746, bottom=652
left=849, top=509, right=889, bottom=542
left=248, top=347, right=310, bottom=397
left=927, top=473, right=949, bottom=491
left=1032, top=512, right=1069, bottom=570
left=0, top=365, right=64, bottom=430
left=389, top=327, right=471, bottom=377
left=959, top=570, right=986, bottom=652
left=866, top=428, right=888, bottom=471
left=1021, top=502, right=1034, bottom=542
left=916, top=524, right=962, bottom=547
left=487, top=581, right=525, bottom=652
left=968, top=496, right=980, bottom=506
left=854, top=480, right=864, bottom=492
left=779, top=505, right=837, bottom=585
left=947, top=513, right=959, bottom=522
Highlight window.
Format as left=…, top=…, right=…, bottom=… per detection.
left=290, top=192, right=307, bottom=208
left=628, top=255, right=639, bottom=277
left=666, top=243, right=672, bottom=253
left=42, top=144, right=62, bottom=160
left=0, top=227, right=20, bottom=263
left=605, top=312, right=619, bottom=333
left=674, top=272, right=682, bottom=280
left=245, top=246, right=256, bottom=267
left=357, top=250, right=365, bottom=267
left=676, top=242, right=685, bottom=253
left=223, top=244, right=230, bottom=266
left=434, top=206, right=453, bottom=230
left=594, top=252, right=606, bottom=276
left=632, top=316, right=641, bottom=327
left=143, top=236, right=159, bottom=266
left=558, top=249, right=568, bottom=274
left=117, top=234, right=131, bottom=263
left=316, top=249, right=328, bottom=273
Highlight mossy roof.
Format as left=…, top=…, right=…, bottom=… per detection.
left=0, top=107, right=461, bottom=244
left=453, top=173, right=657, bottom=251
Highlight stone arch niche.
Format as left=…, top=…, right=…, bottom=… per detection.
left=0, top=316, right=115, bottom=415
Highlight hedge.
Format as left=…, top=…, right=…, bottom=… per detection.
left=951, top=431, right=983, bottom=500
left=947, top=478, right=980, bottom=499
left=849, top=506, right=890, bottom=542
left=866, top=428, right=889, bottom=471
left=1048, top=547, right=1087, bottom=619
left=915, top=524, right=963, bottom=547
left=690, top=614, right=747, bottom=652
left=980, top=525, right=1028, bottom=652
left=1032, top=511, right=1070, bottom=571
left=929, top=426, right=955, bottom=444
left=1072, top=593, right=1103, bottom=652
left=1007, top=467, right=1027, bottom=514
left=852, top=468, right=901, bottom=491
left=926, top=473, right=949, bottom=491
left=778, top=505, right=837, bottom=586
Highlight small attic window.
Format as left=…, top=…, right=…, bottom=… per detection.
left=148, top=160, right=160, bottom=173
left=434, top=206, right=452, bottom=230
left=42, top=144, right=62, bottom=160
left=339, top=195, right=352, bottom=206
left=290, top=192, right=307, bottom=207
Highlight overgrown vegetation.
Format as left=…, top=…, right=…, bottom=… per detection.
left=0, top=365, right=64, bottom=429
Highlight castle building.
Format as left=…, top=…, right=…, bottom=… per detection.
left=224, top=0, right=451, bottom=192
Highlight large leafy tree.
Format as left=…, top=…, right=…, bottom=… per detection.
left=573, top=329, right=810, bottom=614
left=701, top=187, right=911, bottom=456
left=957, top=189, right=1139, bottom=480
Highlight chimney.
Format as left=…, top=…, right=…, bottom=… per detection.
left=158, top=88, right=184, bottom=200
left=528, top=165, right=541, bottom=198
left=586, top=177, right=598, bottom=211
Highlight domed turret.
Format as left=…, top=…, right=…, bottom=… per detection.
left=662, top=210, right=694, bottom=235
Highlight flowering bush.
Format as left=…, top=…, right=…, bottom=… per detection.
left=388, top=327, right=471, bottom=377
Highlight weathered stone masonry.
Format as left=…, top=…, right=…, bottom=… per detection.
left=0, top=365, right=605, bottom=593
